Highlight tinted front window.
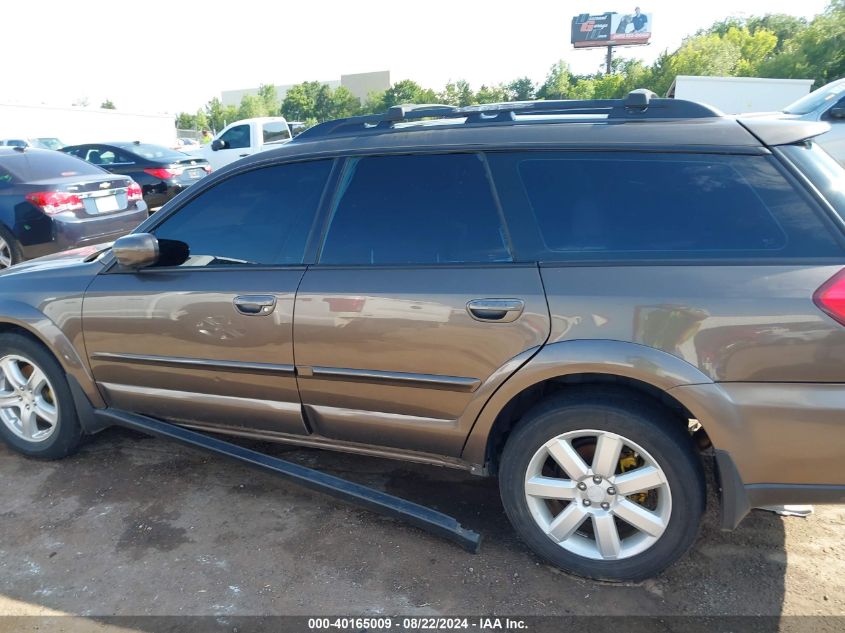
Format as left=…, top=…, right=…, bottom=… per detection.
left=320, top=153, right=510, bottom=265
left=0, top=150, right=104, bottom=181
left=152, top=160, right=331, bottom=267
left=507, top=152, right=842, bottom=259
left=263, top=122, right=291, bottom=144
left=219, top=124, right=250, bottom=150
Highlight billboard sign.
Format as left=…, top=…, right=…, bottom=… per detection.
left=571, top=9, right=652, bottom=48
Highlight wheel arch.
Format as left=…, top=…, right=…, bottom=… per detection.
left=462, top=339, right=716, bottom=465
left=0, top=301, right=103, bottom=410
left=461, top=339, right=751, bottom=528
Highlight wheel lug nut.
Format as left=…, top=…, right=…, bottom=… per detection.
left=601, top=502, right=610, bottom=510
left=577, top=482, right=587, bottom=491
left=607, top=487, right=616, bottom=495
left=582, top=499, right=591, bottom=507
left=592, top=475, right=602, bottom=484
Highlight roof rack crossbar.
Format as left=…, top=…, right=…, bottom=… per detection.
left=293, top=89, right=723, bottom=142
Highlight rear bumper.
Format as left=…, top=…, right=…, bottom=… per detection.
left=20, top=203, right=148, bottom=259
left=715, top=449, right=845, bottom=529
left=670, top=382, right=845, bottom=529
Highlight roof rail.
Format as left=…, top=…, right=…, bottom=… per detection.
left=293, top=89, right=723, bottom=142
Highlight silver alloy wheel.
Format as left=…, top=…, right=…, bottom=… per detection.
left=0, top=236, right=12, bottom=269
left=524, top=429, right=671, bottom=561
left=0, top=354, right=59, bottom=443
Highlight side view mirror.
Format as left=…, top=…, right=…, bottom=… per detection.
left=113, top=233, right=159, bottom=269
left=829, top=105, right=845, bottom=120
left=211, top=139, right=227, bottom=151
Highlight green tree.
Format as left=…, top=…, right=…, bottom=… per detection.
left=175, top=112, right=196, bottom=129
left=313, top=84, right=335, bottom=121
left=194, top=109, right=209, bottom=132
left=257, top=84, right=280, bottom=116
left=360, top=90, right=387, bottom=114
left=382, top=79, right=437, bottom=108
left=438, top=80, right=476, bottom=106
left=723, top=26, right=778, bottom=76
left=100, top=99, right=116, bottom=110
left=747, top=14, right=807, bottom=51
left=506, top=77, right=536, bottom=101
left=475, top=84, right=508, bottom=103
left=204, top=98, right=226, bottom=132
left=537, top=61, right=572, bottom=100
left=238, top=94, right=267, bottom=119
left=329, top=86, right=361, bottom=118
left=758, top=0, right=845, bottom=86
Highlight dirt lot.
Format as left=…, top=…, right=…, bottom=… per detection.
left=0, top=427, right=843, bottom=628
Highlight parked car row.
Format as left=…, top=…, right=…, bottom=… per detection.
left=0, top=147, right=148, bottom=268
left=61, top=141, right=211, bottom=209
left=0, top=132, right=221, bottom=269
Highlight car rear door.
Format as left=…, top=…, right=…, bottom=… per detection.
left=82, top=159, right=334, bottom=437
left=293, top=152, right=550, bottom=456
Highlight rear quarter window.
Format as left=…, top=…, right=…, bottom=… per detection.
left=490, top=151, right=844, bottom=260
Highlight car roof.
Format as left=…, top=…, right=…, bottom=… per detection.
left=229, top=117, right=288, bottom=124
left=236, top=117, right=763, bottom=170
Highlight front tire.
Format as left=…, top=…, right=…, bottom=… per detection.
left=499, top=389, right=705, bottom=581
left=0, top=333, right=82, bottom=459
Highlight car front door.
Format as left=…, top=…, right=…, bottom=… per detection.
left=208, top=123, right=253, bottom=169
left=293, top=152, right=550, bottom=457
left=82, top=159, right=334, bottom=437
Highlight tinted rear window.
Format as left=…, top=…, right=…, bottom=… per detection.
left=117, top=143, right=186, bottom=161
left=0, top=150, right=104, bottom=181
left=319, top=153, right=511, bottom=265
left=498, top=152, right=842, bottom=260
left=263, top=122, right=291, bottom=144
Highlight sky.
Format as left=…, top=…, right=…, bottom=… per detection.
left=1, top=0, right=831, bottom=114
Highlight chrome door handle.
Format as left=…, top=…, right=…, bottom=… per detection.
left=233, top=295, right=276, bottom=315
left=466, top=299, right=525, bottom=323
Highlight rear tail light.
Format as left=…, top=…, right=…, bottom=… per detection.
left=25, top=191, right=84, bottom=215
left=144, top=167, right=182, bottom=179
left=813, top=269, right=845, bottom=326
left=127, top=181, right=143, bottom=202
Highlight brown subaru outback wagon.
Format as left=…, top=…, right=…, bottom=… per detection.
left=1, top=91, right=844, bottom=581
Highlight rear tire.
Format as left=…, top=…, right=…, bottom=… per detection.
left=0, top=225, right=22, bottom=269
left=499, top=389, right=705, bottom=581
left=0, top=333, right=82, bottom=459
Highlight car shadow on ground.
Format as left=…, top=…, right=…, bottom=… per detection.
left=0, top=426, right=794, bottom=631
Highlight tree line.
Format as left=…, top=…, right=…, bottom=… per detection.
left=176, top=1, right=843, bottom=132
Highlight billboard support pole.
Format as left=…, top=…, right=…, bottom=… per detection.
left=606, top=45, right=613, bottom=75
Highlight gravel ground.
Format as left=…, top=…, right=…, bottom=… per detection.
left=0, top=427, right=842, bottom=630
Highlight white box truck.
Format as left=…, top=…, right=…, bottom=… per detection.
left=667, top=76, right=814, bottom=114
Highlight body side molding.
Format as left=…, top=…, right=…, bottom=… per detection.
left=91, top=351, right=295, bottom=375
